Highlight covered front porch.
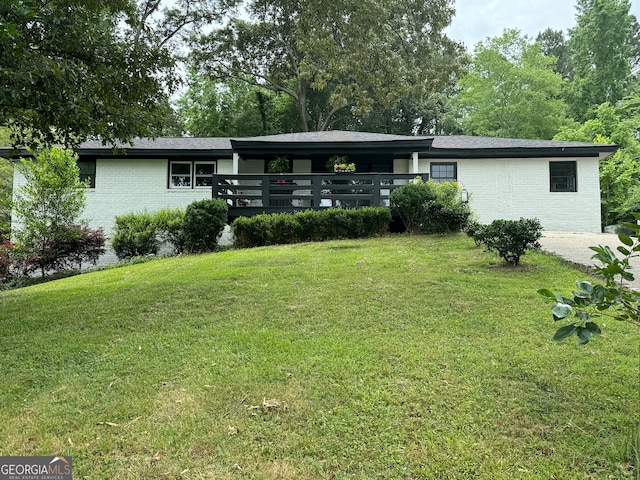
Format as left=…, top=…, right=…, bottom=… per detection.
left=221, top=131, right=434, bottom=217
left=212, top=172, right=427, bottom=218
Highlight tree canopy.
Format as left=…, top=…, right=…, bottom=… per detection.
left=190, top=0, right=464, bottom=132
left=454, top=30, right=568, bottom=139
left=176, top=73, right=299, bottom=136
left=566, top=0, right=635, bottom=119
left=0, top=0, right=232, bottom=149
left=555, top=99, right=640, bottom=226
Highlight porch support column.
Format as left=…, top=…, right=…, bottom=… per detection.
left=232, top=152, right=240, bottom=174
left=411, top=152, right=419, bottom=174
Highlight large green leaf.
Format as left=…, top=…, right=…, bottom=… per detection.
left=577, top=327, right=592, bottom=345
left=575, top=280, right=593, bottom=293
left=551, top=302, right=573, bottom=320
left=617, top=246, right=631, bottom=256
left=585, top=322, right=602, bottom=335
left=618, top=233, right=634, bottom=247
left=538, top=289, right=562, bottom=302
left=553, top=324, right=577, bottom=341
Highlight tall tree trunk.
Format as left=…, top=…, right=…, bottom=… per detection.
left=297, top=78, right=309, bottom=132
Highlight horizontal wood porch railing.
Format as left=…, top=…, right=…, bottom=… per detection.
left=212, top=173, right=428, bottom=218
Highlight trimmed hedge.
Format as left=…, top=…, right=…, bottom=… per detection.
left=112, top=200, right=228, bottom=259
left=232, top=207, right=392, bottom=248
left=112, top=212, right=159, bottom=259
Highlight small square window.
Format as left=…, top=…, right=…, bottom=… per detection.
left=430, top=162, right=457, bottom=183
left=550, top=161, right=577, bottom=192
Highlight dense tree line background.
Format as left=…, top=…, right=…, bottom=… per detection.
left=1, top=0, right=639, bottom=232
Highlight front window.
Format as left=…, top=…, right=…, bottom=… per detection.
left=194, top=162, right=215, bottom=187
left=430, top=162, right=457, bottom=183
left=170, top=162, right=192, bottom=188
left=550, top=161, right=577, bottom=192
left=170, top=161, right=217, bottom=189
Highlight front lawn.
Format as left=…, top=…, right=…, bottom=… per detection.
left=0, top=235, right=637, bottom=479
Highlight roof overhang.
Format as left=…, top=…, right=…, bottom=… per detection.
left=426, top=145, right=619, bottom=159
left=231, top=138, right=433, bottom=157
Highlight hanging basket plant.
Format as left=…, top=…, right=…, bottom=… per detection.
left=267, top=156, right=290, bottom=174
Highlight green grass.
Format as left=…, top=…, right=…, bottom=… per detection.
left=0, top=235, right=638, bottom=479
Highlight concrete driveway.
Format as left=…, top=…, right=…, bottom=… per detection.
left=539, top=231, right=640, bottom=290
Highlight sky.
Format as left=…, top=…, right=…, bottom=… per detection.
left=446, top=0, right=640, bottom=50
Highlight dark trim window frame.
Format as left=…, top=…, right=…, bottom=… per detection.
left=549, top=161, right=577, bottom=192
left=430, top=162, right=457, bottom=183
left=169, top=160, right=216, bottom=189
left=77, top=160, right=96, bottom=188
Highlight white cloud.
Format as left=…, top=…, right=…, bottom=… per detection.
left=447, top=0, right=640, bottom=50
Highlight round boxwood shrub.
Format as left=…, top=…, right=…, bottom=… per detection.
left=183, top=199, right=228, bottom=253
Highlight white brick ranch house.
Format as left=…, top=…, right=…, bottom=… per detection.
left=5, top=131, right=617, bottom=253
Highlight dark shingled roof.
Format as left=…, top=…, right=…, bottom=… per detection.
left=79, top=137, right=233, bottom=151
left=1, top=131, right=617, bottom=158
left=237, top=130, right=429, bottom=143
left=430, top=135, right=611, bottom=150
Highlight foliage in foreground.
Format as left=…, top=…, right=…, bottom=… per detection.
left=0, top=236, right=637, bottom=478
left=231, top=207, right=391, bottom=248
left=468, top=218, right=543, bottom=266
left=7, top=148, right=105, bottom=277
left=539, top=214, right=640, bottom=345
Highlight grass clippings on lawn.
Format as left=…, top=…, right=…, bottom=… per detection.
left=0, top=235, right=638, bottom=479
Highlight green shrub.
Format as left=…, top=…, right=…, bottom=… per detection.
left=421, top=201, right=472, bottom=234
left=112, top=212, right=159, bottom=260
left=232, top=208, right=391, bottom=248
left=294, top=210, right=326, bottom=242
left=0, top=239, right=13, bottom=282
left=358, top=208, right=393, bottom=237
left=463, top=220, right=484, bottom=246
left=154, top=208, right=186, bottom=254
left=389, top=181, right=437, bottom=234
left=477, top=218, right=543, bottom=266
left=232, top=215, right=271, bottom=248
left=390, top=179, right=471, bottom=234
left=183, top=199, right=228, bottom=253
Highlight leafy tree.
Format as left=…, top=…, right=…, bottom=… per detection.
left=554, top=101, right=640, bottom=226
left=0, top=0, right=232, bottom=149
left=454, top=29, right=569, bottom=139
left=11, top=148, right=88, bottom=276
left=191, top=0, right=464, bottom=132
left=536, top=28, right=574, bottom=79
left=566, top=0, right=635, bottom=120
left=176, top=73, right=298, bottom=136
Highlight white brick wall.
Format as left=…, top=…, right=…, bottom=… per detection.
left=422, top=156, right=601, bottom=233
